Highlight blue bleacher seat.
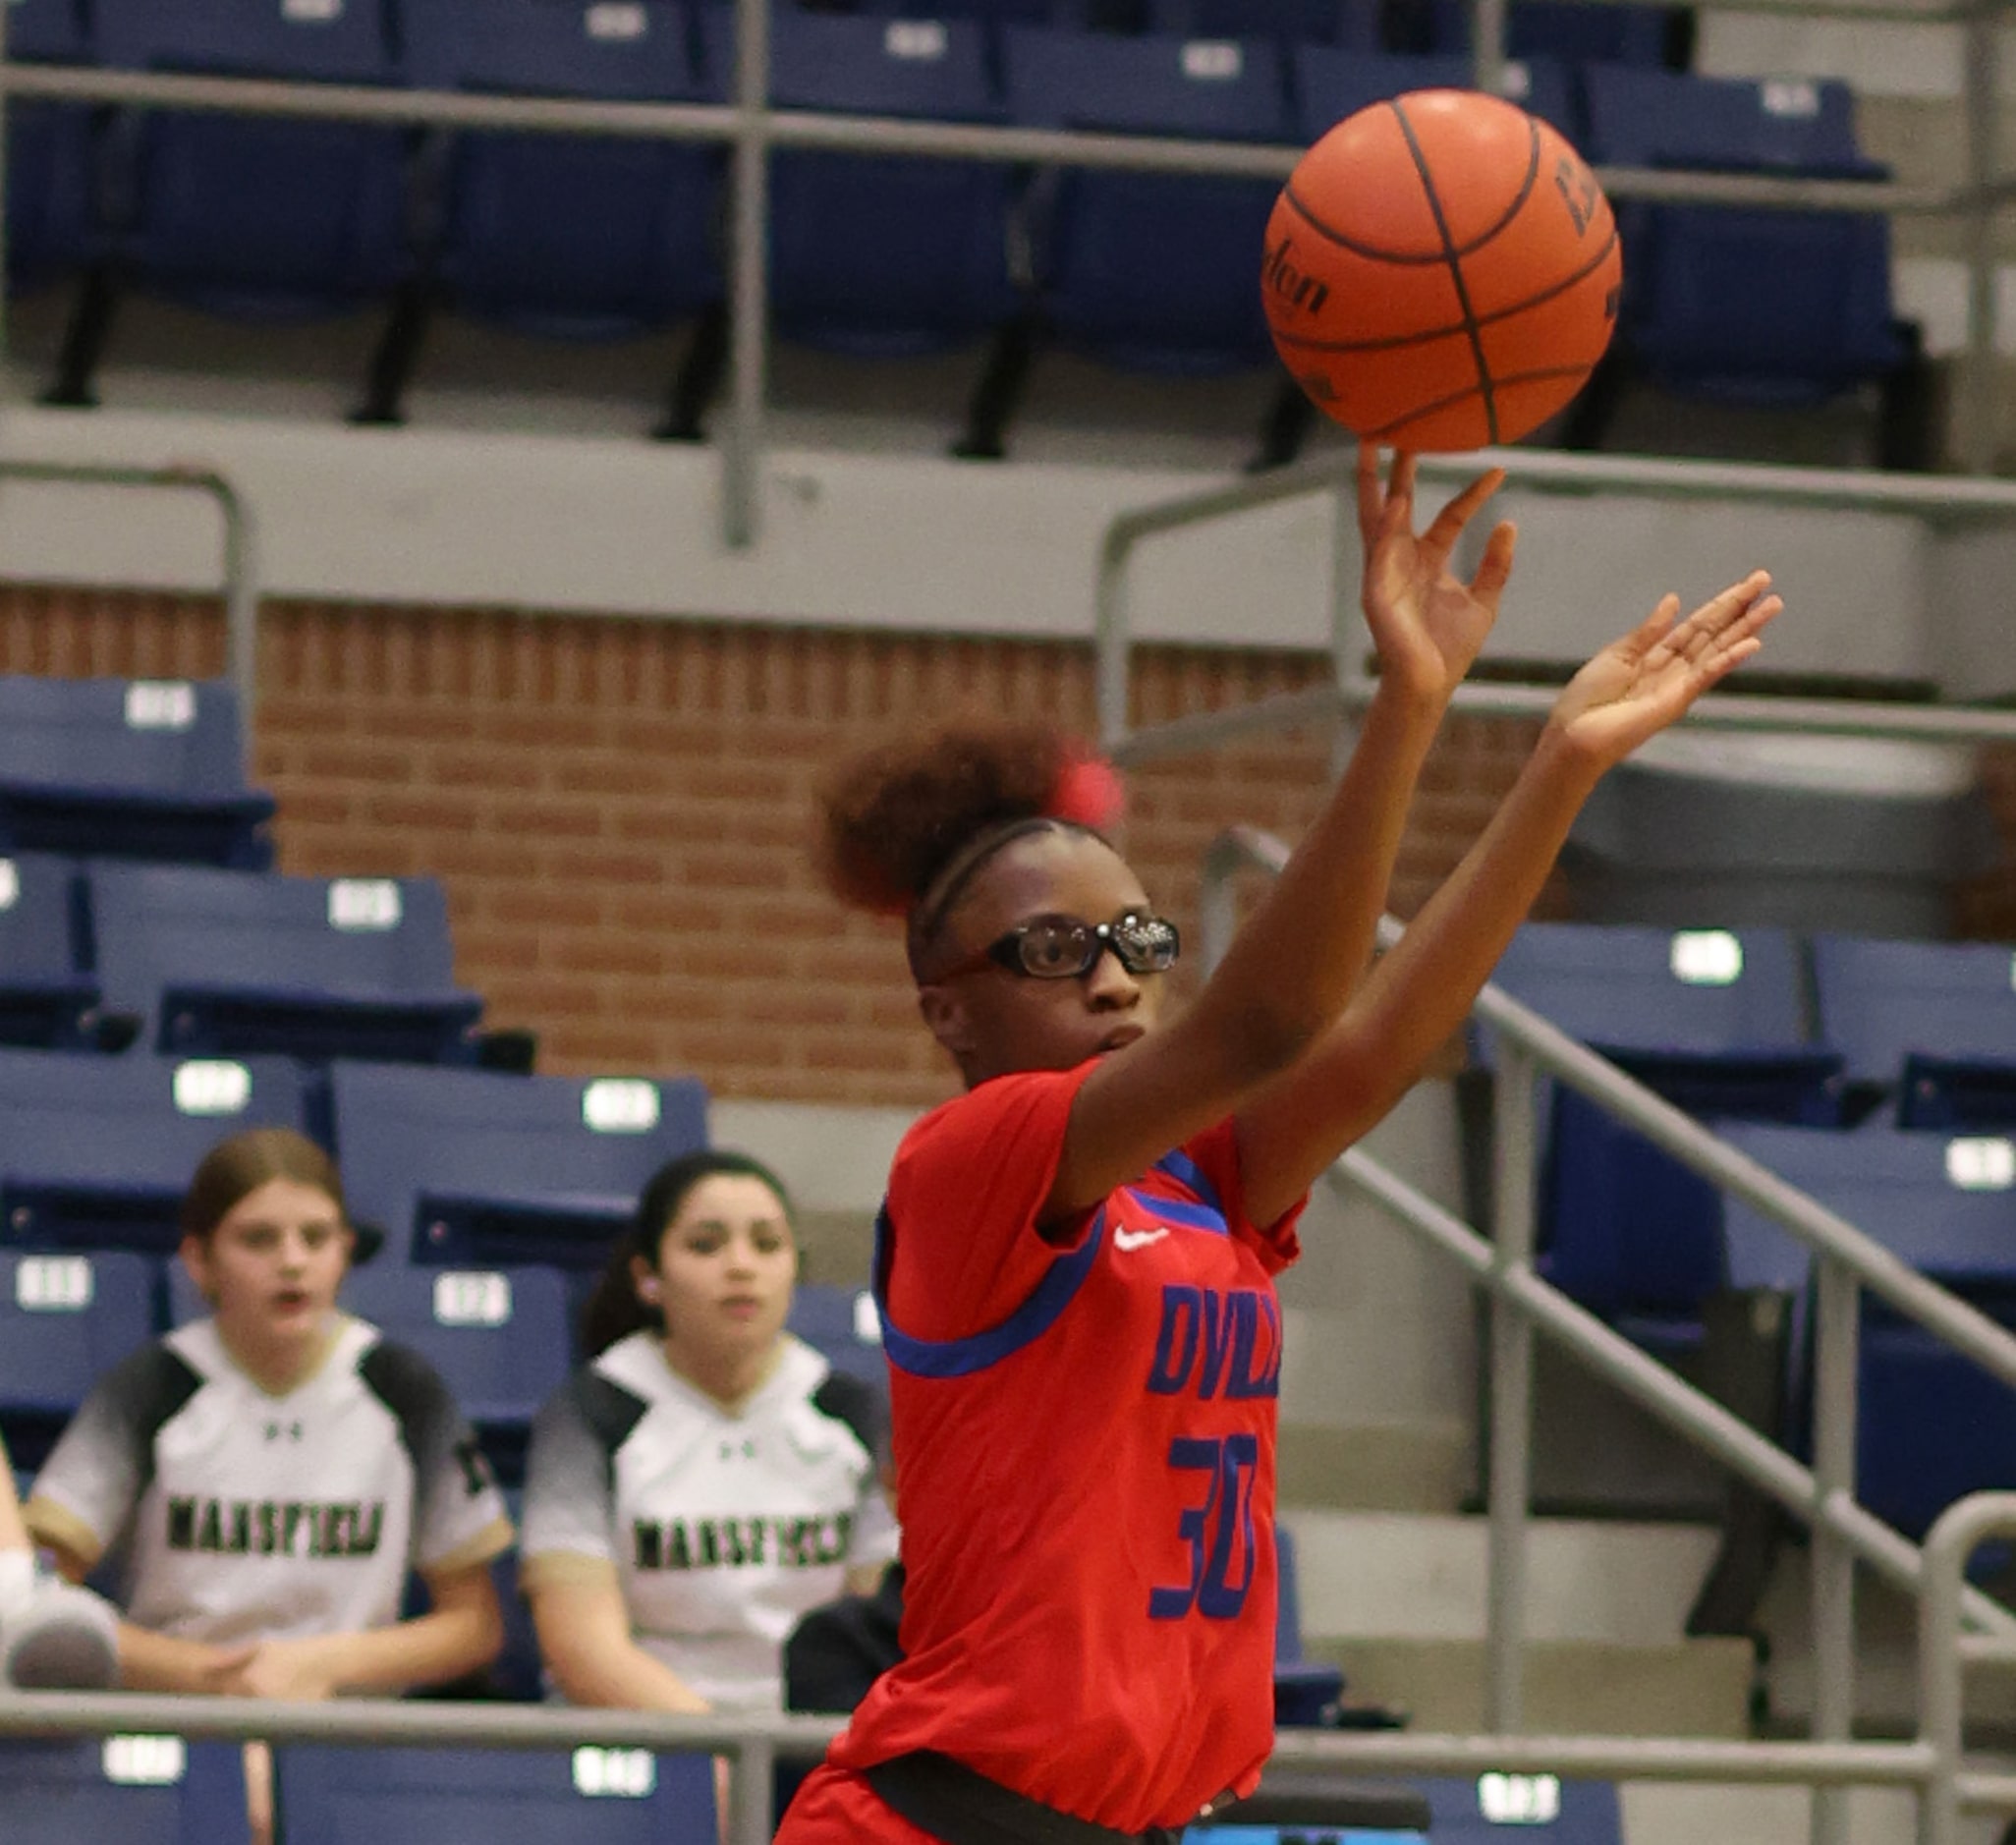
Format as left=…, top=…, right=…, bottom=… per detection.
left=403, top=0, right=724, bottom=341
left=1271, top=1523, right=1346, bottom=1727
left=700, top=9, right=1023, bottom=356
left=787, top=1281, right=888, bottom=1387
left=0, top=1046, right=308, bottom=1254
left=1415, top=1775, right=1623, bottom=1845
left=331, top=1062, right=709, bottom=1269
left=0, top=676, right=274, bottom=869
left=1719, top=1122, right=2016, bottom=1538
left=86, top=864, right=483, bottom=1066
left=0, top=1248, right=156, bottom=1463
left=93, top=0, right=411, bottom=320
left=273, top=1745, right=716, bottom=1845
left=1417, top=0, right=1673, bottom=66
left=1812, top=933, right=2016, bottom=1114
left=0, top=852, right=97, bottom=1049
left=1292, top=47, right=1575, bottom=140
left=1148, top=0, right=1377, bottom=46
left=1580, top=66, right=1907, bottom=405
left=6, top=0, right=97, bottom=295
left=1003, top=26, right=1289, bottom=372
left=0, top=1738, right=250, bottom=1845
left=1484, top=923, right=1836, bottom=1330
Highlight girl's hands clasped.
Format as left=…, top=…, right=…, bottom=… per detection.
left=1359, top=443, right=1518, bottom=707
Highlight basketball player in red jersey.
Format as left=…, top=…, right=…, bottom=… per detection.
left=779, top=448, right=1780, bottom=1845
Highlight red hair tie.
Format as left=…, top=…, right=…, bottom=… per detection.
left=1050, top=755, right=1125, bottom=830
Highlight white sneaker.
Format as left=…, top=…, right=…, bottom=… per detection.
left=1, top=1580, right=119, bottom=1691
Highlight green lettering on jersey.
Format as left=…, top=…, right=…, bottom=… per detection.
left=634, top=1521, right=663, bottom=1571
left=354, top=1503, right=383, bottom=1557
left=281, top=1503, right=307, bottom=1557
left=167, top=1496, right=197, bottom=1551
left=698, top=1521, right=721, bottom=1568
left=227, top=1503, right=252, bottom=1555
left=196, top=1500, right=225, bottom=1553
left=666, top=1521, right=693, bottom=1571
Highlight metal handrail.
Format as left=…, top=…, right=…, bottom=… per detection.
left=1096, top=446, right=2016, bottom=758
left=1202, top=822, right=2016, bottom=1845
left=0, top=461, right=260, bottom=743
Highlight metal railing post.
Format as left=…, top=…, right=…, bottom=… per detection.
left=722, top=0, right=771, bottom=550
left=1917, top=1497, right=2016, bottom=1845
left=1962, top=0, right=2000, bottom=475
left=1486, top=1039, right=1538, bottom=1734
left=730, top=1738, right=776, bottom=1845
left=1472, top=0, right=1508, bottom=97
left=1811, top=1255, right=1861, bottom=1845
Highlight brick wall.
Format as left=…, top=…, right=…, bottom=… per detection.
left=27, top=586, right=2014, bottom=1109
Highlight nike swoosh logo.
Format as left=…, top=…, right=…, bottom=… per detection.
left=1113, top=1227, right=1170, bottom=1253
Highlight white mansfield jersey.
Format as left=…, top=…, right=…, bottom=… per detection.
left=28, top=1317, right=512, bottom=1647
left=522, top=1332, right=898, bottom=1711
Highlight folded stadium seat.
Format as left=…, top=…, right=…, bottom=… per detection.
left=965, top=26, right=1291, bottom=457
left=273, top=1745, right=716, bottom=1845
left=0, top=853, right=101, bottom=1050
left=787, top=1280, right=889, bottom=1388
left=695, top=9, right=1024, bottom=363
left=0, top=1737, right=251, bottom=1845
left=1148, top=0, right=1379, bottom=46
left=1483, top=922, right=1839, bottom=1337
left=330, top=1062, right=709, bottom=1270
left=1811, top=934, right=2016, bottom=1130
left=1408, top=0, right=1678, bottom=67
left=1414, top=1774, right=1623, bottom=1845
left=0, top=1249, right=156, bottom=1467
left=86, top=864, right=484, bottom=1066
left=5, top=0, right=98, bottom=298
left=1570, top=67, right=1918, bottom=452
left=1004, top=27, right=1290, bottom=371
left=1270, top=1523, right=1347, bottom=1727
left=1293, top=47, right=1575, bottom=140
left=46, top=0, right=414, bottom=406
left=0, top=1048, right=308, bottom=1255
left=1719, top=1121, right=2016, bottom=1539
left=0, top=676, right=274, bottom=869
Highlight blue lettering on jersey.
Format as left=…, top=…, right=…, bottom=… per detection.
left=1147, top=1284, right=1281, bottom=1401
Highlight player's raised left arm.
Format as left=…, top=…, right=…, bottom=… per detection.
left=1236, top=571, right=1781, bottom=1228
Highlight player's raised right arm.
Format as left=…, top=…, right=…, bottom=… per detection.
left=1046, top=449, right=1514, bottom=1218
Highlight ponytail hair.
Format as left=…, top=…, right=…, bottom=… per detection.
left=578, top=1148, right=796, bottom=1359
left=815, top=719, right=1124, bottom=979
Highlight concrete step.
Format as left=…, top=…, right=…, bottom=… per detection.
left=1309, top=1635, right=1755, bottom=1739
left=1276, top=1422, right=1472, bottom=1515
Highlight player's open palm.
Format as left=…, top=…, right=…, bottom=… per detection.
left=1548, top=571, right=1781, bottom=770
left=1359, top=444, right=1518, bottom=704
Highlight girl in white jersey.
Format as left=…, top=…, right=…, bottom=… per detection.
left=27, top=1128, right=513, bottom=1698
left=523, top=1149, right=897, bottom=1715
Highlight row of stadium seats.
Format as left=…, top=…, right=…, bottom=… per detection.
left=0, top=675, right=268, bottom=869
left=1486, top=922, right=2016, bottom=1541
left=0, top=1735, right=1623, bottom=1845
left=6, top=0, right=1899, bottom=429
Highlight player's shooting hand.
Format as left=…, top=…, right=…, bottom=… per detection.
left=227, top=1634, right=344, bottom=1702
left=1358, top=443, right=1517, bottom=706
left=1546, top=571, right=1780, bottom=773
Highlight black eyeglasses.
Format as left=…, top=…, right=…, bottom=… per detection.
left=939, top=912, right=1181, bottom=981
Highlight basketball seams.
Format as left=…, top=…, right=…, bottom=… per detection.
left=1362, top=364, right=1593, bottom=442
left=1271, top=224, right=1619, bottom=358
left=1387, top=96, right=1500, bottom=446
left=1282, top=109, right=1545, bottom=266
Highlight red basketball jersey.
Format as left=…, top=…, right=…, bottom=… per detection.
left=825, top=1062, right=1304, bottom=1833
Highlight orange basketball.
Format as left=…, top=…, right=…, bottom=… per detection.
left=1262, top=89, right=1621, bottom=451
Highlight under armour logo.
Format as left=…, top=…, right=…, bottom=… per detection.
left=263, top=1422, right=304, bottom=1443
left=717, top=1439, right=757, bottom=1462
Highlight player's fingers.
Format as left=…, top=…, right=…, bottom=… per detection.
left=1390, top=452, right=1419, bottom=520
left=1694, top=596, right=1781, bottom=675
left=1468, top=521, right=1519, bottom=605
left=1617, top=593, right=1682, bottom=662
left=1355, top=443, right=1384, bottom=535
left=1423, top=468, right=1507, bottom=560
